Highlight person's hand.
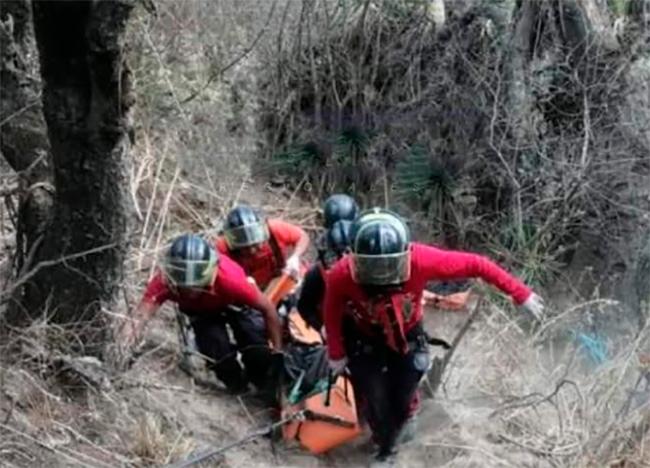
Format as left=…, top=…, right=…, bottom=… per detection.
left=522, top=292, right=545, bottom=322
left=283, top=255, right=301, bottom=278
left=421, top=290, right=437, bottom=306
left=328, top=356, right=348, bottom=376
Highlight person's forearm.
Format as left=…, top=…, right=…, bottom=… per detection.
left=265, top=307, right=283, bottom=350
left=293, top=231, right=310, bottom=257
left=256, top=295, right=283, bottom=350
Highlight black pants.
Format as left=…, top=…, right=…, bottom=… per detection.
left=185, top=307, right=272, bottom=393
left=296, top=265, right=325, bottom=330
left=343, top=318, right=428, bottom=456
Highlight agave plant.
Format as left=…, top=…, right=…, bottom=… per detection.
left=393, top=144, right=456, bottom=227
left=494, top=219, right=559, bottom=286
left=271, top=141, right=323, bottom=180
left=335, top=126, right=371, bottom=164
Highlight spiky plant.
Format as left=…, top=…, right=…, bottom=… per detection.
left=494, top=220, right=558, bottom=287
left=329, top=126, right=373, bottom=192
left=335, top=126, right=370, bottom=164
left=393, top=144, right=456, bottom=227
left=270, top=141, right=323, bottom=180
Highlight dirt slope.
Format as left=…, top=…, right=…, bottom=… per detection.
left=1, top=182, right=648, bottom=468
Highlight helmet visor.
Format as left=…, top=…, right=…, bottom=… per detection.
left=351, top=251, right=411, bottom=285
left=224, top=222, right=269, bottom=249
left=164, top=258, right=216, bottom=288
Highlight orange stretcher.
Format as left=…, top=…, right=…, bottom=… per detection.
left=263, top=274, right=471, bottom=454
left=264, top=274, right=362, bottom=454
left=281, top=373, right=361, bottom=454
left=422, top=289, right=471, bottom=310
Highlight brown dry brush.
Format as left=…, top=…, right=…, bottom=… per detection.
left=256, top=0, right=650, bottom=289
left=441, top=298, right=650, bottom=467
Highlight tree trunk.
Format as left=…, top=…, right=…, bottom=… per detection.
left=6, top=0, right=135, bottom=354
left=505, top=0, right=539, bottom=142
left=0, top=0, right=53, bottom=269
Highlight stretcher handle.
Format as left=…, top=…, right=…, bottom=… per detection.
left=324, top=369, right=333, bottom=407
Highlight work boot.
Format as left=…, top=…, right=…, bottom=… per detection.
left=396, top=416, right=417, bottom=445
left=370, top=448, right=397, bottom=467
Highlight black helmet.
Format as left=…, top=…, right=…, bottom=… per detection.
left=163, top=234, right=218, bottom=288
left=323, top=194, right=359, bottom=229
left=223, top=204, right=269, bottom=249
left=327, top=220, right=353, bottom=256
left=350, top=208, right=411, bottom=285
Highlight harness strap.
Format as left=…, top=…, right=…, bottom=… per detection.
left=267, top=224, right=285, bottom=275
left=352, top=329, right=451, bottom=355
left=303, top=409, right=356, bottom=428
left=426, top=335, right=451, bottom=349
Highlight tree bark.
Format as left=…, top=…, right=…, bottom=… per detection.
left=0, top=0, right=53, bottom=268
left=6, top=0, right=135, bottom=354
left=506, top=0, right=539, bottom=141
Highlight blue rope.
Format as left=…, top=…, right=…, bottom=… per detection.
left=574, top=332, right=608, bottom=365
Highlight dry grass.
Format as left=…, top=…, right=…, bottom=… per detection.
left=2, top=293, right=648, bottom=467
left=416, top=297, right=650, bottom=468
left=130, top=413, right=195, bottom=466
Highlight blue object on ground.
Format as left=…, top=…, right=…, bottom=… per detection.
left=575, top=332, right=608, bottom=365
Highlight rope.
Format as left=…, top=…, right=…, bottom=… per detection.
left=163, top=411, right=304, bottom=468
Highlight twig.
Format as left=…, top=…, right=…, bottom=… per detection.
left=0, top=184, right=19, bottom=197
left=497, top=433, right=580, bottom=458
left=180, top=0, right=279, bottom=105
left=0, top=423, right=116, bottom=468
left=0, top=99, right=40, bottom=128
left=52, top=421, right=133, bottom=465
left=115, top=379, right=213, bottom=395
left=15, top=234, right=44, bottom=279
left=237, top=395, right=257, bottom=427
left=0, top=243, right=118, bottom=305
left=283, top=172, right=309, bottom=214
left=421, top=441, right=516, bottom=466
left=489, top=379, right=580, bottom=418
left=149, top=166, right=180, bottom=279
left=425, top=296, right=484, bottom=398
left=533, top=299, right=621, bottom=340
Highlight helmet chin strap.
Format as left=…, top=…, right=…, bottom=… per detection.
left=362, top=283, right=405, bottom=298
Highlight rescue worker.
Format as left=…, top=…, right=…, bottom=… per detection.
left=216, top=204, right=310, bottom=290
left=324, top=208, right=544, bottom=462
left=323, top=193, right=360, bottom=229
left=317, top=194, right=359, bottom=266
left=121, top=234, right=283, bottom=394
left=297, top=219, right=352, bottom=332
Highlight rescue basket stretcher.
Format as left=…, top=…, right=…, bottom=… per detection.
left=263, top=273, right=472, bottom=455
left=264, top=274, right=363, bottom=454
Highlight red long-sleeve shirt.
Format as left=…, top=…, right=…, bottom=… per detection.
left=215, top=219, right=306, bottom=289
left=142, top=255, right=261, bottom=314
left=324, top=243, right=532, bottom=360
